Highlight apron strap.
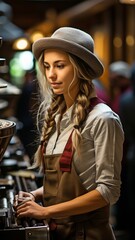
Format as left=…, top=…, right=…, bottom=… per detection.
left=59, top=130, right=74, bottom=172
left=59, top=97, right=104, bottom=172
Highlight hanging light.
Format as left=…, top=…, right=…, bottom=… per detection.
left=0, top=1, right=24, bottom=41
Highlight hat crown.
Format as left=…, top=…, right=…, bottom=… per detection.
left=51, top=27, right=94, bottom=53
left=32, top=27, right=104, bottom=79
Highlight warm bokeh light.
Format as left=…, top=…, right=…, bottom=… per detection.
left=126, top=35, right=134, bottom=46
left=113, top=37, right=122, bottom=48
left=13, top=38, right=30, bottom=50
left=30, top=32, right=44, bottom=43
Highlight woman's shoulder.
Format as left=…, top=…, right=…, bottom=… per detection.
left=87, top=102, right=122, bottom=126
left=91, top=102, right=115, bottom=117
left=82, top=103, right=124, bottom=139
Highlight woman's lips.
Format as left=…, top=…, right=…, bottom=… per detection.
left=51, top=82, right=62, bottom=88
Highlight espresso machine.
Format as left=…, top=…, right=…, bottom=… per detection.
left=0, top=37, right=50, bottom=240
left=0, top=36, right=16, bottom=173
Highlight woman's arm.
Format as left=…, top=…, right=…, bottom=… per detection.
left=16, top=189, right=108, bottom=219
left=45, top=189, right=108, bottom=218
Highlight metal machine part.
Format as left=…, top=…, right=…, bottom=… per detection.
left=0, top=119, right=16, bottom=162
left=0, top=173, right=50, bottom=240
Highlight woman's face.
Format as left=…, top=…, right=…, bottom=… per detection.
left=43, top=49, right=79, bottom=106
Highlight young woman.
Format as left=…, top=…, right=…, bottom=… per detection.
left=15, top=27, right=124, bottom=240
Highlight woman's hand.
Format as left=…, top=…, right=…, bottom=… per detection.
left=16, top=200, right=45, bottom=219
left=14, top=191, right=35, bottom=209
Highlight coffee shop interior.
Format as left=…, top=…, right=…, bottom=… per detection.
left=0, top=0, right=135, bottom=239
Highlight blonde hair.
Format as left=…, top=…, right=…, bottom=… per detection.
left=32, top=52, right=94, bottom=170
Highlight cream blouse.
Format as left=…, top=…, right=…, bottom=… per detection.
left=46, top=98, right=124, bottom=205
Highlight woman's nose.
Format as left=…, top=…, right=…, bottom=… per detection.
left=48, top=67, right=56, bottom=79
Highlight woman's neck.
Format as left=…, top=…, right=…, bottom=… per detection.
left=64, top=86, right=79, bottom=110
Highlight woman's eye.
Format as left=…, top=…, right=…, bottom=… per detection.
left=57, top=64, right=64, bottom=69
left=44, top=65, right=49, bottom=69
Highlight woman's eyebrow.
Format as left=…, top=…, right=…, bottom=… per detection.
left=44, top=60, right=67, bottom=64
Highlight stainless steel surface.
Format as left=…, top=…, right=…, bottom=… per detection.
left=25, top=225, right=50, bottom=240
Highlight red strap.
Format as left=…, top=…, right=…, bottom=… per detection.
left=59, top=130, right=74, bottom=172
left=89, top=97, right=105, bottom=108
left=59, top=97, right=104, bottom=172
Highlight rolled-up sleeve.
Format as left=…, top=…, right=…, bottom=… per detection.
left=93, top=112, right=124, bottom=204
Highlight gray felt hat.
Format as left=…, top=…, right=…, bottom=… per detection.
left=32, top=27, right=104, bottom=79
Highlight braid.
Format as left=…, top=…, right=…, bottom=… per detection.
left=72, top=80, right=92, bottom=153
left=32, top=94, right=65, bottom=170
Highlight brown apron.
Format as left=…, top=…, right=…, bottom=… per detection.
left=42, top=98, right=116, bottom=240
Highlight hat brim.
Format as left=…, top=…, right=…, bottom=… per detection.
left=32, top=38, right=104, bottom=79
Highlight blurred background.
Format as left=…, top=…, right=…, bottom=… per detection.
left=0, top=0, right=135, bottom=239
